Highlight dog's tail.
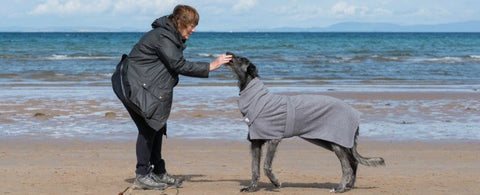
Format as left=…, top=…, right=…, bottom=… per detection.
left=352, top=131, right=385, bottom=167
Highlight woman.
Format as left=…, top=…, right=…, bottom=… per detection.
left=113, top=5, right=232, bottom=190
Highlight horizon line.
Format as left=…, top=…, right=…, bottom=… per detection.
left=1, top=31, right=480, bottom=33
left=1, top=20, right=479, bottom=33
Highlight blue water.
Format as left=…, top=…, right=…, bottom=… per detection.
left=1, top=32, right=480, bottom=85
left=1, top=32, right=479, bottom=141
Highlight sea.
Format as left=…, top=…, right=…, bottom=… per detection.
left=1, top=32, right=479, bottom=141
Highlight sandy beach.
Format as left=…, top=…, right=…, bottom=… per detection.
left=1, top=89, right=479, bottom=194
left=0, top=137, right=479, bottom=195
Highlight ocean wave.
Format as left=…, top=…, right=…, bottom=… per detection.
left=44, top=54, right=115, bottom=60
left=470, top=55, right=480, bottom=61
left=358, top=55, right=402, bottom=62
left=1, top=71, right=110, bottom=82
left=323, top=55, right=477, bottom=64
left=0, top=55, right=16, bottom=59
left=281, top=54, right=476, bottom=65
left=197, top=53, right=222, bottom=58
left=0, top=54, right=37, bottom=59
left=321, top=55, right=404, bottom=63
left=1, top=54, right=116, bottom=60
left=0, top=73, right=20, bottom=78
left=411, top=56, right=464, bottom=63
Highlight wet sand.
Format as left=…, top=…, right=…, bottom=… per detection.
left=1, top=90, right=479, bottom=140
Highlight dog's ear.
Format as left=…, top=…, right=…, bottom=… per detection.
left=246, top=62, right=258, bottom=77
left=226, top=52, right=235, bottom=56
left=241, top=65, right=248, bottom=73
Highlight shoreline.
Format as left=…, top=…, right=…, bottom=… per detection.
left=1, top=137, right=479, bottom=195
left=1, top=88, right=479, bottom=141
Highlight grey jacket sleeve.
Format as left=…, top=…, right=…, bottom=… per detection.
left=156, top=38, right=210, bottom=78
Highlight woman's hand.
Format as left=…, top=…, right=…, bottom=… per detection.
left=209, top=54, right=233, bottom=71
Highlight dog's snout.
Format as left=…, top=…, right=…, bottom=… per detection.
left=225, top=52, right=235, bottom=65
left=226, top=52, right=235, bottom=57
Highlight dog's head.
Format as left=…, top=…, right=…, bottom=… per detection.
left=225, top=52, right=259, bottom=90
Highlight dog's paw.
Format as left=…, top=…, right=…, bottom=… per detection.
left=330, top=186, right=350, bottom=193
left=240, top=186, right=258, bottom=192
left=272, top=181, right=281, bottom=188
left=331, top=188, right=345, bottom=193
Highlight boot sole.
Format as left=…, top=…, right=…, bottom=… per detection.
left=132, top=182, right=167, bottom=190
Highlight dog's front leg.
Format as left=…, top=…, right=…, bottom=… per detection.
left=264, top=139, right=281, bottom=188
left=241, top=140, right=264, bottom=192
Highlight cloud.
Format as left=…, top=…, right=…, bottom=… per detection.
left=113, top=0, right=178, bottom=15
left=272, top=1, right=326, bottom=22
left=409, top=7, right=451, bottom=18
left=330, top=1, right=369, bottom=17
left=233, top=0, right=257, bottom=12
left=373, top=8, right=393, bottom=16
left=29, top=0, right=109, bottom=15
left=29, top=0, right=178, bottom=16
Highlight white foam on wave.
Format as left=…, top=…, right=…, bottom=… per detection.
left=198, top=53, right=222, bottom=58
left=334, top=55, right=476, bottom=63
left=470, top=55, right=480, bottom=61
left=411, top=56, right=464, bottom=63
left=44, top=54, right=115, bottom=60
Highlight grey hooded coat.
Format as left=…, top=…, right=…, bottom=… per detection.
left=238, top=78, right=360, bottom=148
left=119, top=16, right=210, bottom=132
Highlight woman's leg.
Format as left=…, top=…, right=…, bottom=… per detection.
left=121, top=105, right=168, bottom=189
left=135, top=123, right=157, bottom=175
left=123, top=105, right=158, bottom=175
left=151, top=125, right=166, bottom=174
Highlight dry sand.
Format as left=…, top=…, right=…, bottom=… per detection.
left=1, top=137, right=479, bottom=195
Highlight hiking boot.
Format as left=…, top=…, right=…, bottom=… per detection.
left=152, top=172, right=183, bottom=187
left=133, top=173, right=168, bottom=190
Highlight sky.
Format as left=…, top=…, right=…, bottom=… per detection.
left=1, top=0, right=479, bottom=32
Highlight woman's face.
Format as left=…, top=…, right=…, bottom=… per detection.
left=179, top=24, right=196, bottom=40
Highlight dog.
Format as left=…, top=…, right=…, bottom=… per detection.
left=224, top=52, right=385, bottom=193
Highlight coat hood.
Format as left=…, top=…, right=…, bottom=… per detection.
left=151, top=16, right=174, bottom=29
left=151, top=15, right=186, bottom=46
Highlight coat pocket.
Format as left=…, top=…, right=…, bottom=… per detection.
left=140, top=83, right=172, bottom=119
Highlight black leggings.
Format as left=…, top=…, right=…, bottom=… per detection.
left=124, top=105, right=167, bottom=176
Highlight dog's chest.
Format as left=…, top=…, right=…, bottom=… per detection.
left=238, top=79, right=290, bottom=139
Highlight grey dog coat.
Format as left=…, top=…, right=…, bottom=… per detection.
left=238, top=78, right=360, bottom=148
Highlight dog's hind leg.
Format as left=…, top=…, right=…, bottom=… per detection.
left=332, top=144, right=354, bottom=193
left=241, top=140, right=264, bottom=192
left=346, top=148, right=358, bottom=189
left=264, top=139, right=281, bottom=188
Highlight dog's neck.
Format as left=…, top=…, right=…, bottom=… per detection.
left=239, top=75, right=257, bottom=92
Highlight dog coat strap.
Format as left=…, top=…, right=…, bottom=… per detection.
left=283, top=97, right=296, bottom=137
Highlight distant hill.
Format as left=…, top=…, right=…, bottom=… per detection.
left=265, top=21, right=480, bottom=32
left=2, top=21, right=479, bottom=32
